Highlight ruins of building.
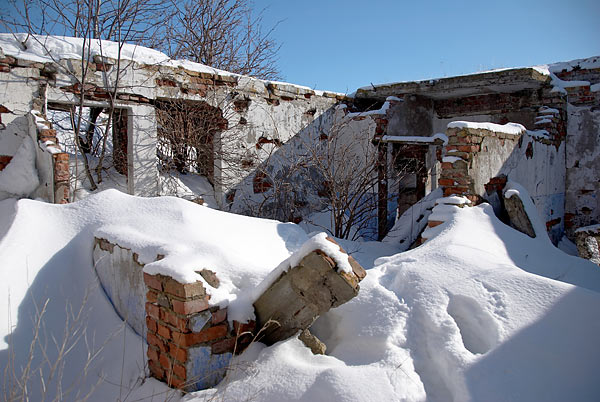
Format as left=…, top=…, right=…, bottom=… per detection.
left=0, top=34, right=598, bottom=245
left=1, top=34, right=599, bottom=392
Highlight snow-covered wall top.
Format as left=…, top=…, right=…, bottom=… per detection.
left=0, top=33, right=346, bottom=97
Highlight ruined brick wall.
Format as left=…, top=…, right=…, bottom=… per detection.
left=439, top=123, right=566, bottom=242
left=92, top=237, right=253, bottom=391
left=8, top=47, right=345, bottom=202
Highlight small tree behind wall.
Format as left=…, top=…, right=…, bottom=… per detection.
left=230, top=109, right=421, bottom=241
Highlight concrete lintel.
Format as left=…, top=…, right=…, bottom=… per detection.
left=355, top=68, right=550, bottom=101
left=253, top=244, right=366, bottom=346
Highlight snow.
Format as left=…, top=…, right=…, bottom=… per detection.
left=575, top=224, right=600, bottom=234
left=447, top=121, right=526, bottom=135
left=548, top=55, right=600, bottom=74
left=527, top=129, right=550, bottom=140
left=442, top=155, right=465, bottom=163
left=381, top=133, right=448, bottom=145
left=2, top=187, right=600, bottom=401
left=383, top=188, right=442, bottom=251
left=0, top=33, right=342, bottom=96
left=0, top=136, right=39, bottom=197
left=538, top=106, right=560, bottom=115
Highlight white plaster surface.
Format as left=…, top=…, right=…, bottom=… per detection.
left=565, top=104, right=600, bottom=233
left=93, top=241, right=147, bottom=338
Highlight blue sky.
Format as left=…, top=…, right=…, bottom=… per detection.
left=253, top=0, right=600, bottom=93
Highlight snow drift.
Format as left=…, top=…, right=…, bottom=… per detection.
left=1, top=190, right=599, bottom=401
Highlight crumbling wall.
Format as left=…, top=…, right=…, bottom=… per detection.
left=92, top=235, right=366, bottom=392
left=439, top=122, right=565, bottom=242
left=38, top=49, right=343, bottom=202
left=92, top=237, right=243, bottom=391
left=93, top=238, right=149, bottom=337
left=0, top=52, right=70, bottom=202
left=565, top=105, right=600, bottom=236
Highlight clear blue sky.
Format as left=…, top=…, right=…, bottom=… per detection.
left=253, top=0, right=600, bottom=94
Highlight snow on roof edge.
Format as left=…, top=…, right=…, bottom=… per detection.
left=0, top=33, right=349, bottom=98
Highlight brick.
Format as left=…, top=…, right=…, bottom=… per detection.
left=166, top=372, right=185, bottom=389
left=194, top=324, right=228, bottom=344
left=211, top=337, right=236, bottom=354
left=161, top=308, right=189, bottom=333
left=172, top=297, right=209, bottom=315
left=457, top=145, right=480, bottom=153
left=438, top=178, right=455, bottom=186
left=163, top=278, right=205, bottom=299
left=146, top=316, right=157, bottom=333
left=149, top=359, right=164, bottom=380
left=147, top=290, right=158, bottom=303
left=147, top=346, right=159, bottom=363
left=0, top=56, right=16, bottom=64
left=233, top=320, right=255, bottom=336
left=169, top=343, right=188, bottom=363
left=159, top=352, right=172, bottom=371
left=546, top=218, right=561, bottom=230
left=157, top=323, right=171, bottom=340
left=147, top=332, right=168, bottom=352
left=173, top=363, right=186, bottom=379
left=211, top=308, right=227, bottom=325
left=173, top=324, right=228, bottom=347
left=145, top=302, right=160, bottom=320
left=144, top=273, right=163, bottom=291
left=428, top=220, right=444, bottom=228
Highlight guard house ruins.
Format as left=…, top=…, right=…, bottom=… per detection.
left=0, top=34, right=598, bottom=245
left=1, top=34, right=600, bottom=391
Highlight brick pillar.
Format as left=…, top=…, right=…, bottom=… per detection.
left=38, top=127, right=70, bottom=204
left=53, top=152, right=70, bottom=204
left=143, top=273, right=250, bottom=391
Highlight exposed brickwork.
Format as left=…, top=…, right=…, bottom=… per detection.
left=31, top=113, right=71, bottom=204
left=253, top=171, right=272, bottom=193
left=434, top=91, right=544, bottom=119
left=0, top=155, right=12, bottom=171
left=438, top=126, right=523, bottom=203
left=143, top=272, right=251, bottom=391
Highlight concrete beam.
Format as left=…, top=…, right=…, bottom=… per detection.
left=253, top=239, right=366, bottom=345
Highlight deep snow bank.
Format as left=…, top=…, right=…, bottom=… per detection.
left=1, top=190, right=599, bottom=401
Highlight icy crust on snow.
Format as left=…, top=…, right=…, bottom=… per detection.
left=0, top=136, right=39, bottom=197
left=447, top=121, right=526, bottom=135
left=0, top=33, right=345, bottom=96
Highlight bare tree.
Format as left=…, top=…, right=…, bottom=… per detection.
left=155, top=0, right=281, bottom=80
